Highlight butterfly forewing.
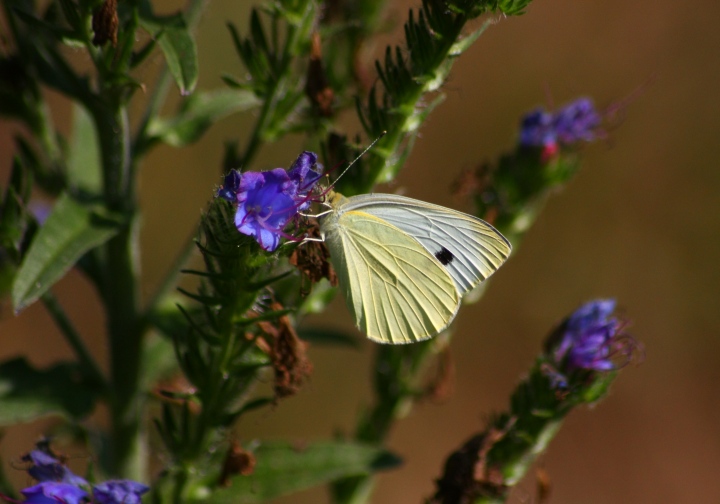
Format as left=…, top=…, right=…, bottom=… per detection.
left=324, top=209, right=459, bottom=344
left=339, top=194, right=511, bottom=295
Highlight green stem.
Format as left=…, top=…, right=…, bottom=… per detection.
left=332, top=340, right=435, bottom=503
left=41, top=292, right=107, bottom=391
left=99, top=0, right=210, bottom=480
left=105, top=220, right=144, bottom=480
left=365, top=16, right=467, bottom=188
left=0, top=433, right=18, bottom=498
left=238, top=69, right=289, bottom=167
left=92, top=96, right=144, bottom=478
left=333, top=12, right=498, bottom=504
left=239, top=12, right=304, bottom=167
left=133, top=69, right=174, bottom=157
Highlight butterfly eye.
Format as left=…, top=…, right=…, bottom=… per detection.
left=435, top=247, right=454, bottom=266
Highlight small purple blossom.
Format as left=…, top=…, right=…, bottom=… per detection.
left=23, top=451, right=87, bottom=487
left=552, top=98, right=601, bottom=144
left=13, top=443, right=151, bottom=504
left=540, top=363, right=568, bottom=390
left=217, top=151, right=323, bottom=252
left=92, top=481, right=149, bottom=504
left=21, top=483, right=88, bottom=504
left=551, top=299, right=637, bottom=372
left=519, top=108, right=556, bottom=149
left=287, top=151, right=324, bottom=201
left=217, top=169, right=241, bottom=203
left=519, top=98, right=602, bottom=154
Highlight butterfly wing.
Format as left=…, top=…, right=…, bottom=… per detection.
left=338, top=194, right=511, bottom=295
left=323, top=208, right=460, bottom=344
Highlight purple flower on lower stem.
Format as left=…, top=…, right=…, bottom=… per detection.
left=21, top=483, right=88, bottom=504
left=217, top=151, right=323, bottom=251
left=11, top=443, right=150, bottom=504
left=552, top=299, right=636, bottom=372
left=92, top=481, right=149, bottom=504
left=23, top=451, right=88, bottom=487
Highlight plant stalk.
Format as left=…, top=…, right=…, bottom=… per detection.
left=41, top=292, right=107, bottom=391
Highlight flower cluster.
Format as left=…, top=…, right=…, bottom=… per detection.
left=10, top=446, right=149, bottom=504
left=217, top=151, right=323, bottom=252
left=549, top=299, right=637, bottom=372
left=519, top=98, right=602, bottom=156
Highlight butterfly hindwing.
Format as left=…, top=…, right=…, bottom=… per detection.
left=337, top=194, right=511, bottom=295
left=324, top=209, right=459, bottom=344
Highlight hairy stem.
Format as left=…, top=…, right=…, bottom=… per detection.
left=90, top=92, right=143, bottom=478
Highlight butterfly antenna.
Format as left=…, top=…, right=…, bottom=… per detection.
left=327, top=131, right=387, bottom=190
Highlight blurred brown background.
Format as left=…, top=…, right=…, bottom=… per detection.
left=2, top=0, right=720, bottom=502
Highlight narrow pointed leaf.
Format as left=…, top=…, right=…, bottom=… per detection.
left=296, top=328, right=361, bottom=348
left=146, top=89, right=260, bottom=147
left=141, top=334, right=179, bottom=388
left=156, top=25, right=198, bottom=95
left=139, top=2, right=198, bottom=94
left=0, top=358, right=98, bottom=424
left=448, top=19, right=493, bottom=57
left=12, top=193, right=123, bottom=311
left=199, top=441, right=401, bottom=503
left=67, top=103, right=101, bottom=193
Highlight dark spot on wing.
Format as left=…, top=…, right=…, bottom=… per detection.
left=435, top=247, right=454, bottom=265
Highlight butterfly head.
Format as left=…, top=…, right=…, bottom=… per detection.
left=324, top=189, right=348, bottom=210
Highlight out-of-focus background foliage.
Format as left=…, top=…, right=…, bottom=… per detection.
left=2, top=0, right=719, bottom=502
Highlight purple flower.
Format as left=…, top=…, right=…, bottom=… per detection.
left=217, top=151, right=323, bottom=252
left=217, top=169, right=241, bottom=203
left=519, top=108, right=556, bottom=149
left=518, top=98, right=602, bottom=153
left=16, top=443, right=150, bottom=504
left=287, top=151, right=324, bottom=202
left=552, top=98, right=601, bottom=144
left=21, top=483, right=88, bottom=504
left=92, top=481, right=149, bottom=504
left=23, top=451, right=87, bottom=487
left=540, top=363, right=568, bottom=390
left=551, top=299, right=636, bottom=372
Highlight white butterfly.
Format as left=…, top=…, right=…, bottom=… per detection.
left=319, top=190, right=511, bottom=344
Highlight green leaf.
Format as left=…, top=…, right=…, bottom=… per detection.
left=448, top=18, right=493, bottom=57
left=67, top=103, right=101, bottom=194
left=10, top=17, right=92, bottom=100
left=141, top=334, right=179, bottom=389
left=10, top=6, right=73, bottom=41
left=297, top=278, right=337, bottom=315
left=56, top=0, right=81, bottom=32
left=198, top=441, right=401, bottom=503
left=139, top=4, right=198, bottom=95
left=146, top=89, right=260, bottom=147
left=0, top=157, right=31, bottom=257
left=297, top=328, right=361, bottom=348
left=230, top=397, right=274, bottom=418
left=146, top=294, right=198, bottom=339
left=156, top=26, right=198, bottom=95
left=0, top=357, right=99, bottom=425
left=12, top=193, right=123, bottom=312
